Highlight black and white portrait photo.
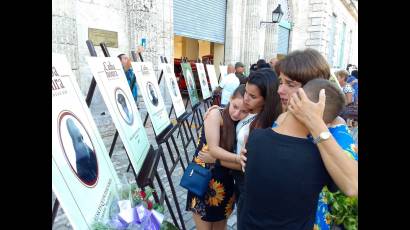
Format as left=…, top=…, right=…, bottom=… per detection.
left=58, top=112, right=98, bottom=186
left=115, top=88, right=134, bottom=125
left=146, top=82, right=159, bottom=106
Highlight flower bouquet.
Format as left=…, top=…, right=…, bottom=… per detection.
left=323, top=187, right=358, bottom=230
left=91, top=176, right=177, bottom=230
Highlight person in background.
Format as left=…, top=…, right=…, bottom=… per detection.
left=118, top=54, right=138, bottom=103
left=269, top=57, right=278, bottom=70
left=213, top=64, right=239, bottom=107
left=235, top=62, right=248, bottom=84
left=347, top=69, right=358, bottom=103
left=335, top=70, right=354, bottom=105
left=256, top=59, right=271, bottom=70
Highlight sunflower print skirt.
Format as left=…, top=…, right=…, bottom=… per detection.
left=185, top=128, right=236, bottom=222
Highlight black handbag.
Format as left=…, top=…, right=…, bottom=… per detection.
left=179, top=163, right=212, bottom=197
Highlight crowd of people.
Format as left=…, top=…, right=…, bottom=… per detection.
left=184, top=48, right=358, bottom=230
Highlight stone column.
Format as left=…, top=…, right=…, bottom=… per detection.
left=242, top=0, right=261, bottom=68
left=264, top=0, right=279, bottom=59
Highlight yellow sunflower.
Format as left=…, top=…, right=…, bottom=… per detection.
left=207, top=179, right=225, bottom=206
left=194, top=156, right=206, bottom=167
left=325, top=213, right=332, bottom=225
left=191, top=197, right=197, bottom=209
left=225, top=194, right=235, bottom=217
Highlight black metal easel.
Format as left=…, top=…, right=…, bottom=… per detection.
left=52, top=41, right=180, bottom=229
left=181, top=58, right=205, bottom=138
left=98, top=42, right=185, bottom=229
left=122, top=48, right=193, bottom=230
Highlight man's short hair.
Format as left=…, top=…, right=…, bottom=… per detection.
left=303, top=79, right=345, bottom=123
left=278, top=48, right=330, bottom=86
left=335, top=70, right=349, bottom=81
left=235, top=62, right=245, bottom=68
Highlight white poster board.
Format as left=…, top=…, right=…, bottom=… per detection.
left=159, top=63, right=186, bottom=118
left=86, top=57, right=151, bottom=174
left=195, top=63, right=211, bottom=99
left=131, top=62, right=171, bottom=135
left=219, top=65, right=228, bottom=82
left=181, top=63, right=200, bottom=106
left=52, top=53, right=120, bottom=229
left=205, top=64, right=219, bottom=92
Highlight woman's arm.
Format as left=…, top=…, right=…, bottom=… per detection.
left=198, top=151, right=242, bottom=170
left=288, top=89, right=358, bottom=197
left=204, top=109, right=241, bottom=164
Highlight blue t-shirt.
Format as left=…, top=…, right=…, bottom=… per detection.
left=125, top=68, right=138, bottom=101
left=347, top=75, right=358, bottom=102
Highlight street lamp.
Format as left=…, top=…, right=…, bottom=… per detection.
left=260, top=4, right=284, bottom=26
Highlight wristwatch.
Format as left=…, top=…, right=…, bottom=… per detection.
left=313, top=131, right=331, bottom=144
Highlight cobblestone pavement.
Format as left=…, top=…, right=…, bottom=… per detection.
left=52, top=95, right=358, bottom=230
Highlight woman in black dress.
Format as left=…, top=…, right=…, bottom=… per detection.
left=186, top=85, right=249, bottom=230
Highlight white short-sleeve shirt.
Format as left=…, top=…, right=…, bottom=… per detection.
left=219, top=73, right=240, bottom=105
left=235, top=113, right=257, bottom=154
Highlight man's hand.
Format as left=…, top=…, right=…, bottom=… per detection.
left=287, top=88, right=326, bottom=131
left=198, top=150, right=216, bottom=164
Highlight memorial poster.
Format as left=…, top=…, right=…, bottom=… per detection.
left=181, top=63, right=200, bottom=106
left=86, top=57, right=150, bottom=174
left=219, top=65, right=228, bottom=81
left=205, top=64, right=219, bottom=92
left=195, top=63, right=211, bottom=99
left=52, top=53, right=120, bottom=229
left=159, top=63, right=186, bottom=118
left=131, top=62, right=171, bottom=134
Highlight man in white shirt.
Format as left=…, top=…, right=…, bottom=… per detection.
left=213, top=64, right=240, bottom=107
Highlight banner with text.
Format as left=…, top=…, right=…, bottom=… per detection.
left=159, top=63, right=186, bottom=118
left=131, top=62, right=171, bottom=135
left=195, top=63, right=211, bottom=99
left=181, top=63, right=200, bottom=107
left=86, top=56, right=150, bottom=174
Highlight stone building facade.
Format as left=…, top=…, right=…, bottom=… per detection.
left=225, top=0, right=358, bottom=69
left=52, top=0, right=358, bottom=107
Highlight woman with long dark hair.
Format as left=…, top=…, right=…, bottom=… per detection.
left=198, top=68, right=282, bottom=228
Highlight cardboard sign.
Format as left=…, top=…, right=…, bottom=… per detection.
left=205, top=64, right=219, bottom=92
left=181, top=63, right=200, bottom=107
left=195, top=63, right=211, bottom=99
left=52, top=53, right=120, bottom=229
left=131, top=62, right=171, bottom=135
left=86, top=57, right=150, bottom=174
left=159, top=63, right=186, bottom=118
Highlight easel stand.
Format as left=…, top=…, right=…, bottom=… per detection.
left=181, top=58, right=205, bottom=138
left=52, top=41, right=179, bottom=229
left=126, top=51, right=194, bottom=230
left=100, top=42, right=186, bottom=229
